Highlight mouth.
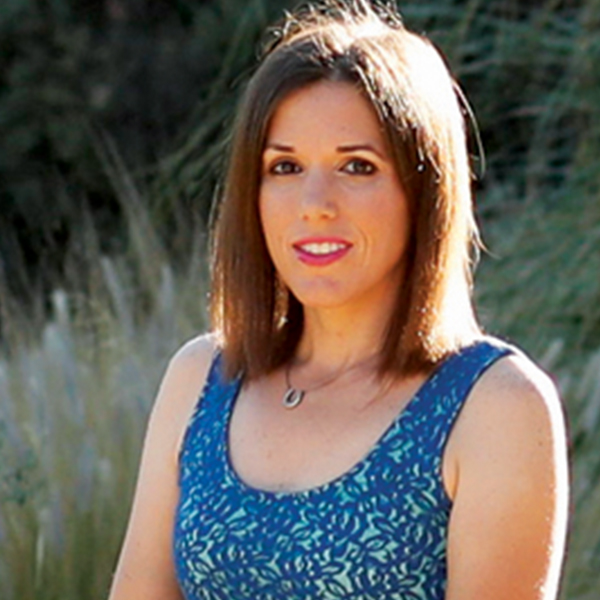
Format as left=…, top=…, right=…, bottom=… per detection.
left=293, top=238, right=352, bottom=266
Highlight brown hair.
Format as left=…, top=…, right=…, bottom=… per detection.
left=211, top=0, right=482, bottom=380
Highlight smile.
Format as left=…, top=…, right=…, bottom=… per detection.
left=293, top=239, right=352, bottom=266
left=299, top=242, right=348, bottom=255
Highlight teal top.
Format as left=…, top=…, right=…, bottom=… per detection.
left=174, top=338, right=513, bottom=599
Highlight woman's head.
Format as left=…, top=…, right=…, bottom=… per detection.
left=212, top=0, right=482, bottom=378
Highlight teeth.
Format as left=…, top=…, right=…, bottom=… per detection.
left=300, top=242, right=347, bottom=255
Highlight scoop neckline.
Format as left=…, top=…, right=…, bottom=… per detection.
left=219, top=350, right=457, bottom=500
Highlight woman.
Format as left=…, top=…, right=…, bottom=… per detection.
left=108, top=1, right=569, bottom=599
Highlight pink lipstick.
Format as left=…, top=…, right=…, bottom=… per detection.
left=293, top=238, right=352, bottom=266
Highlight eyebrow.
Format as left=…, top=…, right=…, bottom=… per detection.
left=337, top=143, right=385, bottom=158
left=264, top=142, right=385, bottom=158
left=264, top=143, right=295, bottom=153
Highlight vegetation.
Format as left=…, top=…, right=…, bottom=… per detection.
left=0, top=0, right=599, bottom=598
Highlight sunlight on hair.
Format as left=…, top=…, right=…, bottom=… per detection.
left=350, top=17, right=390, bottom=40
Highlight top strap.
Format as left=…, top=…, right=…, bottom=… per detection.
left=178, top=348, right=241, bottom=466
left=414, top=337, right=515, bottom=461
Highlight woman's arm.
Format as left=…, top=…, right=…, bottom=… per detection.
left=108, top=335, right=215, bottom=600
left=444, top=353, right=570, bottom=600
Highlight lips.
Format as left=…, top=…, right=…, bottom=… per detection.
left=292, top=238, right=352, bottom=266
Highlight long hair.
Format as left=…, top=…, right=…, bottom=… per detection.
left=211, top=0, right=482, bottom=379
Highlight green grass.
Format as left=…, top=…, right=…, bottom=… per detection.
left=0, top=264, right=208, bottom=600
left=0, top=137, right=210, bottom=599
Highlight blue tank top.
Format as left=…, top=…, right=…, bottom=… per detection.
left=174, top=338, right=513, bottom=600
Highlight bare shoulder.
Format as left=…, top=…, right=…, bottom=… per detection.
left=149, top=332, right=219, bottom=461
left=168, top=332, right=217, bottom=375
left=451, top=346, right=569, bottom=489
left=464, top=349, right=566, bottom=437
left=444, top=348, right=570, bottom=598
left=107, top=333, right=218, bottom=600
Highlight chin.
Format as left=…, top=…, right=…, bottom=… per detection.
left=293, top=293, right=349, bottom=310
left=290, top=285, right=382, bottom=313
left=289, top=285, right=351, bottom=309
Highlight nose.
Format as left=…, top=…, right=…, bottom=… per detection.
left=300, top=170, right=338, bottom=221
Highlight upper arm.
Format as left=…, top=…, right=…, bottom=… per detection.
left=445, top=354, right=570, bottom=600
left=108, top=334, right=216, bottom=600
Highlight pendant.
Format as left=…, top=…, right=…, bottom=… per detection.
left=282, top=387, right=304, bottom=409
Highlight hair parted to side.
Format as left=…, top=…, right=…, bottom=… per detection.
left=211, top=0, right=483, bottom=380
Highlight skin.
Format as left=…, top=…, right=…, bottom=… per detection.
left=260, top=79, right=411, bottom=365
left=108, top=81, right=569, bottom=600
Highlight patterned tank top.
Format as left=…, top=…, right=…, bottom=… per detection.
left=174, top=338, right=513, bottom=600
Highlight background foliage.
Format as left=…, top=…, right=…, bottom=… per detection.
left=0, top=0, right=599, bottom=598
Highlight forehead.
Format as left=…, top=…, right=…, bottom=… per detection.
left=265, top=80, right=386, bottom=146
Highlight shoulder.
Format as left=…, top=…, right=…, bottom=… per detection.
left=444, top=342, right=569, bottom=498
left=165, top=332, right=218, bottom=382
left=466, top=346, right=566, bottom=439
left=443, top=344, right=570, bottom=598
left=452, top=343, right=569, bottom=488
left=148, top=333, right=219, bottom=461
left=155, top=332, right=218, bottom=410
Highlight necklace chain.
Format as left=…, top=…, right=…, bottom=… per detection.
left=282, top=356, right=376, bottom=409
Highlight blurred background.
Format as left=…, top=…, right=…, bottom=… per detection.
left=0, top=0, right=598, bottom=598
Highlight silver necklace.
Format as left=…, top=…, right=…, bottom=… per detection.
left=282, top=364, right=342, bottom=409
left=282, top=357, right=376, bottom=409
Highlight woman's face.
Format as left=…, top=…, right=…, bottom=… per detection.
left=259, top=80, right=410, bottom=314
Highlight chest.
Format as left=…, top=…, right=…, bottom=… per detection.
left=174, top=341, right=508, bottom=600
left=175, top=372, right=454, bottom=600
left=227, top=376, right=429, bottom=493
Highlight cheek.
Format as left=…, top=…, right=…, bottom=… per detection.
left=258, top=196, right=285, bottom=260
left=258, top=196, right=274, bottom=241
left=362, top=193, right=410, bottom=239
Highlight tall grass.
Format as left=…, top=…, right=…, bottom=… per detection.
left=561, top=347, right=600, bottom=600
left=0, top=140, right=209, bottom=600
left=0, top=267, right=209, bottom=600
left=0, top=286, right=155, bottom=600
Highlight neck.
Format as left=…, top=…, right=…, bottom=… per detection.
left=293, top=293, right=396, bottom=374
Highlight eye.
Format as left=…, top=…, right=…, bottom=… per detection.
left=269, top=160, right=302, bottom=175
left=342, top=158, right=377, bottom=175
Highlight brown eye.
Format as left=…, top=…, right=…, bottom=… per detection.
left=270, top=160, right=302, bottom=175
left=343, top=158, right=377, bottom=175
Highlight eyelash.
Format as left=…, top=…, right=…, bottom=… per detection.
left=269, top=160, right=301, bottom=175
left=267, top=157, right=377, bottom=176
left=343, top=158, right=377, bottom=175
